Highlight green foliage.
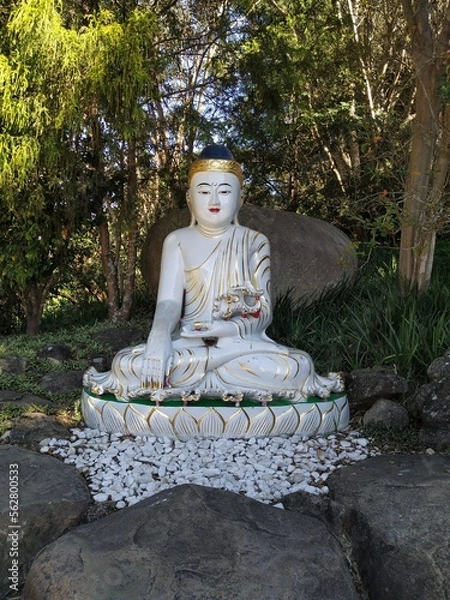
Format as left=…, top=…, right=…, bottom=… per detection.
left=219, top=0, right=414, bottom=241
left=0, top=0, right=162, bottom=331
left=0, top=0, right=447, bottom=332
left=268, top=243, right=450, bottom=381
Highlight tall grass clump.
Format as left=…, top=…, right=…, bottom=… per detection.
left=268, top=243, right=450, bottom=382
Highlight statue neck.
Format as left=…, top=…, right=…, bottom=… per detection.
left=196, top=223, right=233, bottom=238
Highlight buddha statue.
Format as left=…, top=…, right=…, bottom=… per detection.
left=83, top=145, right=343, bottom=405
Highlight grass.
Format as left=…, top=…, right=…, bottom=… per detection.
left=0, top=319, right=148, bottom=433
left=268, top=244, right=450, bottom=382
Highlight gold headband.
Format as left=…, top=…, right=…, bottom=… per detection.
left=188, top=159, right=243, bottom=186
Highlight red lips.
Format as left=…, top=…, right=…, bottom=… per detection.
left=209, top=208, right=221, bottom=213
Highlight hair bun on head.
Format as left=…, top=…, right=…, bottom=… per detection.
left=198, top=145, right=235, bottom=160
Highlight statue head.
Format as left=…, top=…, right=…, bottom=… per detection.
left=187, top=145, right=243, bottom=229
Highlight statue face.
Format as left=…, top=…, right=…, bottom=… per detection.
left=188, top=171, right=241, bottom=229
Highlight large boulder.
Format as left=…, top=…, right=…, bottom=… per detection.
left=327, top=454, right=450, bottom=600
left=0, top=446, right=90, bottom=598
left=91, top=326, right=144, bottom=353
left=0, top=355, right=26, bottom=375
left=0, top=390, right=53, bottom=410
left=24, top=484, right=359, bottom=600
left=38, top=370, right=84, bottom=393
left=141, top=205, right=357, bottom=302
left=38, top=344, right=73, bottom=364
left=427, top=347, right=450, bottom=381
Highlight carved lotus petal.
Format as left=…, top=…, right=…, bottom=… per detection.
left=319, top=402, right=340, bottom=434
left=81, top=394, right=104, bottom=431
left=197, top=409, right=225, bottom=437
left=297, top=404, right=322, bottom=436
left=223, top=408, right=250, bottom=438
left=148, top=408, right=176, bottom=437
left=337, top=396, right=350, bottom=427
left=126, top=405, right=154, bottom=436
left=270, top=406, right=300, bottom=436
left=245, top=407, right=275, bottom=437
left=101, top=402, right=128, bottom=434
left=173, top=408, right=199, bottom=439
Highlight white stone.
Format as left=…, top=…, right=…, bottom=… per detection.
left=93, top=492, right=109, bottom=502
left=39, top=427, right=379, bottom=508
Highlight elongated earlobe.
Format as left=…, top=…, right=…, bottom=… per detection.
left=186, top=191, right=196, bottom=227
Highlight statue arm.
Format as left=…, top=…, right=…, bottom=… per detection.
left=141, top=233, right=184, bottom=389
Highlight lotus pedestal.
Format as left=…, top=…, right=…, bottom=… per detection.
left=81, top=389, right=350, bottom=440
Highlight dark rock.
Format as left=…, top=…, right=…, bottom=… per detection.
left=404, top=348, right=450, bottom=450
left=363, top=398, right=409, bottom=429
left=281, top=490, right=332, bottom=524
left=141, top=205, right=357, bottom=302
left=39, top=370, right=84, bottom=393
left=405, top=382, right=430, bottom=420
left=83, top=501, right=117, bottom=523
left=24, top=484, right=359, bottom=600
left=0, top=355, right=27, bottom=375
left=327, top=454, right=450, bottom=600
left=0, top=390, right=53, bottom=409
left=427, top=347, right=450, bottom=381
left=91, top=327, right=144, bottom=353
left=346, top=368, right=409, bottom=413
left=4, top=413, right=72, bottom=450
left=39, top=344, right=73, bottom=364
left=0, top=446, right=91, bottom=598
left=418, top=377, right=450, bottom=450
left=89, top=355, right=111, bottom=372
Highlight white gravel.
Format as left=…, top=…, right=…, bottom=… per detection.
left=39, top=429, right=379, bottom=509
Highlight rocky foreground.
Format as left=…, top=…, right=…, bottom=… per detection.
left=1, top=343, right=450, bottom=598
left=1, top=435, right=449, bottom=599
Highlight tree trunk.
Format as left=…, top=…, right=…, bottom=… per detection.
left=18, top=278, right=53, bottom=336
left=98, top=219, right=121, bottom=319
left=398, top=0, right=450, bottom=292
left=98, top=139, right=141, bottom=322
left=115, top=141, right=139, bottom=322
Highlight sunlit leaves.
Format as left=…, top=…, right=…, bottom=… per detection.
left=0, top=0, right=159, bottom=200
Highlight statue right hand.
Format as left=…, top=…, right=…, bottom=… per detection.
left=141, top=334, right=173, bottom=390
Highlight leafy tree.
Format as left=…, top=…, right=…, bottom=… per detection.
left=88, top=0, right=243, bottom=320
left=0, top=0, right=247, bottom=331
left=220, top=0, right=413, bottom=236
left=0, top=0, right=93, bottom=334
